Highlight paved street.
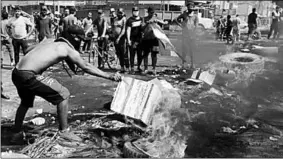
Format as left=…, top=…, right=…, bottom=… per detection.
left=2, top=26, right=283, bottom=158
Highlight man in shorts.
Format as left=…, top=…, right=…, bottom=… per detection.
left=11, top=25, right=121, bottom=142
left=142, top=7, right=165, bottom=75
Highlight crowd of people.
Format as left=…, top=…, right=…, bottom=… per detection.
left=215, top=6, right=283, bottom=44
left=1, top=5, right=171, bottom=75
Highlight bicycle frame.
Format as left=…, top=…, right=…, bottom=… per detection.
left=88, top=37, right=118, bottom=69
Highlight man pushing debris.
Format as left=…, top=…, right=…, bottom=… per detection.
left=11, top=25, right=122, bottom=142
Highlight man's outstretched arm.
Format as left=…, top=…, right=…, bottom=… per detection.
left=66, top=48, right=121, bottom=81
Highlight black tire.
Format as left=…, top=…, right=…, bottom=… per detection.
left=123, top=141, right=150, bottom=158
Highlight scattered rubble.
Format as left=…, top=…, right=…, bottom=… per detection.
left=36, top=109, right=43, bottom=115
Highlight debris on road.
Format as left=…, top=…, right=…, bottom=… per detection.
left=222, top=127, right=237, bottom=134
left=29, top=117, right=46, bottom=126
left=269, top=136, right=278, bottom=141
left=251, top=45, right=279, bottom=56
left=36, top=109, right=43, bottom=114
left=1, top=152, right=30, bottom=158
left=189, top=100, right=201, bottom=105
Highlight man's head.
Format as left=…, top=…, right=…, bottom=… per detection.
left=40, top=5, right=48, bottom=16
left=13, top=6, right=22, bottom=18
left=2, top=11, right=8, bottom=20
left=132, top=6, right=139, bottom=17
left=227, top=15, right=231, bottom=19
left=186, top=1, right=195, bottom=13
left=87, top=12, right=92, bottom=19
left=70, top=7, right=76, bottom=15
left=252, top=8, right=256, bottom=13
left=97, top=9, right=104, bottom=18
left=110, top=8, right=116, bottom=17
left=62, top=25, right=85, bottom=51
left=54, top=11, right=60, bottom=17
left=117, top=8, right=124, bottom=19
left=148, top=7, right=155, bottom=17
left=64, top=8, right=70, bottom=16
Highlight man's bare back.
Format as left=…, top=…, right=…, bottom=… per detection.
left=17, top=40, right=74, bottom=74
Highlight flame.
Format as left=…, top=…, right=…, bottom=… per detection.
left=137, top=88, right=192, bottom=158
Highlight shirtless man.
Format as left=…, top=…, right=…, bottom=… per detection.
left=111, top=8, right=128, bottom=73
left=11, top=25, right=121, bottom=142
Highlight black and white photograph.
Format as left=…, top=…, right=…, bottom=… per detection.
left=1, top=0, right=283, bottom=158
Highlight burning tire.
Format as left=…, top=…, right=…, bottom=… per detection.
left=219, top=53, right=264, bottom=72
left=123, top=141, right=150, bottom=158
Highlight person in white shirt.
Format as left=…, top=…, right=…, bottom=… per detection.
left=6, top=6, right=34, bottom=65
left=268, top=6, right=280, bottom=39
left=232, top=14, right=241, bottom=43
left=82, top=12, right=93, bottom=53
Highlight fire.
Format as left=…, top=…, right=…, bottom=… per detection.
left=135, top=87, right=192, bottom=158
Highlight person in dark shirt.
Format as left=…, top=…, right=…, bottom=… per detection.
left=142, top=7, right=165, bottom=75
left=247, top=8, right=258, bottom=40
left=126, top=7, right=143, bottom=74
left=35, top=5, right=53, bottom=42
left=226, top=15, right=233, bottom=44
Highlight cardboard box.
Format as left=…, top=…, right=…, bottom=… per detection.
left=110, top=77, right=162, bottom=125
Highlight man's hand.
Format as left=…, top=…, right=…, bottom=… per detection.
left=153, top=19, right=159, bottom=23
left=109, top=72, right=122, bottom=82
left=127, top=40, right=132, bottom=46
left=116, top=38, right=120, bottom=44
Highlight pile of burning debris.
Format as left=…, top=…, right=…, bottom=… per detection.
left=3, top=56, right=280, bottom=158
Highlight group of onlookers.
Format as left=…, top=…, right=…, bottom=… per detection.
left=215, top=6, right=283, bottom=44
left=81, top=6, right=166, bottom=74
left=2, top=2, right=200, bottom=74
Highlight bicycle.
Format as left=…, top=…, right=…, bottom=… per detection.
left=87, top=36, right=119, bottom=70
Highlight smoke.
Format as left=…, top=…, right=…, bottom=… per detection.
left=135, top=86, right=192, bottom=158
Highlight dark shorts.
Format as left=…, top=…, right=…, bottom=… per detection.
left=142, top=39, right=160, bottom=54
left=248, top=24, right=257, bottom=34
left=12, top=68, right=70, bottom=107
